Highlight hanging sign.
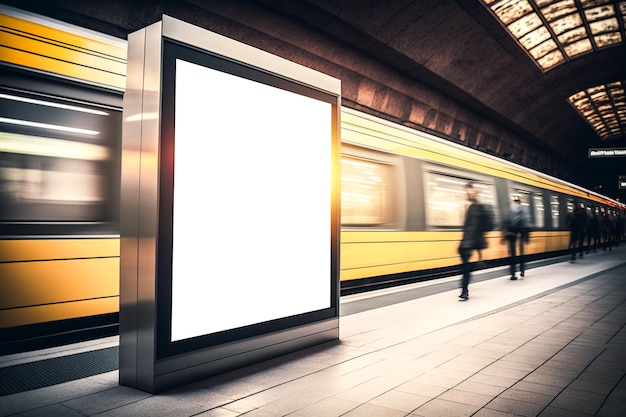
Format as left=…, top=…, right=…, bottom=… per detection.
left=588, top=148, right=626, bottom=158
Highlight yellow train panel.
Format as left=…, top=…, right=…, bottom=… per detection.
left=0, top=297, right=119, bottom=328
left=342, top=110, right=616, bottom=205
left=0, top=239, right=120, bottom=263
left=0, top=30, right=126, bottom=73
left=0, top=13, right=126, bottom=89
left=0, top=46, right=125, bottom=89
left=340, top=231, right=571, bottom=281
left=0, top=14, right=125, bottom=58
left=0, top=257, right=119, bottom=311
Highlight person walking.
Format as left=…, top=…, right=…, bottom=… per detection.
left=567, top=203, right=587, bottom=261
left=586, top=208, right=600, bottom=254
left=503, top=195, right=531, bottom=280
left=458, top=183, right=494, bottom=301
left=601, top=211, right=615, bottom=251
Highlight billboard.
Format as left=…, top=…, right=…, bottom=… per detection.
left=120, top=16, right=340, bottom=393
left=158, top=42, right=338, bottom=353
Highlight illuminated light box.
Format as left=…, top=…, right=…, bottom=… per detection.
left=120, top=15, right=340, bottom=393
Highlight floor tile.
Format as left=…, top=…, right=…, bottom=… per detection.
left=287, top=397, right=359, bottom=417
left=2, top=253, right=625, bottom=417
left=497, top=387, right=554, bottom=406
left=485, top=397, right=547, bottom=417
left=412, top=398, right=479, bottom=417
left=437, top=388, right=493, bottom=407
left=341, top=402, right=407, bottom=417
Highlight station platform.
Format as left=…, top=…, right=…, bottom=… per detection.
left=1, top=247, right=625, bottom=417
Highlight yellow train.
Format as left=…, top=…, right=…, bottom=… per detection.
left=0, top=6, right=125, bottom=352
left=1, top=6, right=624, bottom=353
left=339, top=108, right=624, bottom=293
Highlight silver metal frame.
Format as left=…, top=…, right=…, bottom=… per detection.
left=120, top=15, right=340, bottom=393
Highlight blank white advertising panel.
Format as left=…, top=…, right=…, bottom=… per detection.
left=170, top=59, right=332, bottom=341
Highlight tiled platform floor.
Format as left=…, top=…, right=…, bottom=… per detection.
left=1, top=246, right=625, bottom=417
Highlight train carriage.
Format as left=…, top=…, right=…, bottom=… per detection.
left=339, top=108, right=625, bottom=293
left=0, top=5, right=125, bottom=352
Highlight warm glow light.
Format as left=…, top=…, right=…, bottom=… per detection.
left=0, top=117, right=99, bottom=135
left=0, top=132, right=109, bottom=159
left=0, top=93, right=109, bottom=115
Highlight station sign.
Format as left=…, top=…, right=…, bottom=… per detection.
left=620, top=176, right=626, bottom=190
left=588, top=148, right=626, bottom=158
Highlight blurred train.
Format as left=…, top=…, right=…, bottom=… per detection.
left=1, top=5, right=624, bottom=354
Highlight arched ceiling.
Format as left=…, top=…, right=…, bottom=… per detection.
left=257, top=0, right=626, bottom=196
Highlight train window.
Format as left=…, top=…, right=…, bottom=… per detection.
left=510, top=190, right=531, bottom=208
left=341, top=155, right=396, bottom=225
left=424, top=171, right=497, bottom=228
left=533, top=193, right=545, bottom=228
left=508, top=190, right=530, bottom=219
left=0, top=87, right=120, bottom=227
left=550, top=195, right=560, bottom=228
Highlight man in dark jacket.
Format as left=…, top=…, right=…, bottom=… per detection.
left=458, top=183, right=494, bottom=300
left=568, top=203, right=587, bottom=261
left=503, top=196, right=530, bottom=280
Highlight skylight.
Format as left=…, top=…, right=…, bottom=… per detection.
left=481, top=0, right=626, bottom=71
left=569, top=81, right=626, bottom=140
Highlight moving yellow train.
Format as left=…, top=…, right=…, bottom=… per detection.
left=1, top=6, right=624, bottom=353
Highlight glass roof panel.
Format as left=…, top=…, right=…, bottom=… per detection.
left=535, top=0, right=555, bottom=7
left=563, top=38, right=593, bottom=55
left=589, top=17, right=619, bottom=33
left=481, top=0, right=625, bottom=72
left=579, top=0, right=612, bottom=7
left=508, top=12, right=543, bottom=37
left=568, top=81, right=626, bottom=140
left=584, top=4, right=616, bottom=21
left=530, top=39, right=559, bottom=57
left=482, top=1, right=625, bottom=140
left=595, top=31, right=623, bottom=46
left=541, top=0, right=578, bottom=21
left=537, top=49, right=565, bottom=69
left=550, top=14, right=584, bottom=35
left=493, top=0, right=534, bottom=24
left=558, top=26, right=588, bottom=43
left=520, top=26, right=552, bottom=48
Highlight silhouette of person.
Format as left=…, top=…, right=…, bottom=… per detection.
left=568, top=203, right=587, bottom=261
left=458, top=183, right=494, bottom=301
left=503, top=195, right=530, bottom=280
left=586, top=208, right=600, bottom=254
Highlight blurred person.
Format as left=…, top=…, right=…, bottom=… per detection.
left=615, top=213, right=624, bottom=247
left=602, top=211, right=616, bottom=251
left=586, top=208, right=600, bottom=254
left=503, top=195, right=530, bottom=280
left=567, top=203, right=587, bottom=262
left=458, top=183, right=494, bottom=301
